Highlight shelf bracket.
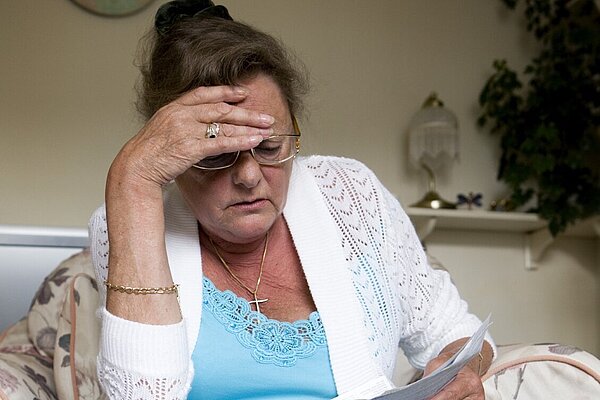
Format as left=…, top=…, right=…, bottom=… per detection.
left=415, top=217, right=437, bottom=241
left=524, top=228, right=553, bottom=270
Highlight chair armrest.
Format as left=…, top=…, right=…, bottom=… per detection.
left=482, top=343, right=600, bottom=399
left=53, top=272, right=101, bottom=400
left=0, top=250, right=100, bottom=400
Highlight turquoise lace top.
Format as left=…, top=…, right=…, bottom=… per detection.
left=189, top=277, right=338, bottom=399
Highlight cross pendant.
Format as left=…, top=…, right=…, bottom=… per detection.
left=249, top=295, right=268, bottom=313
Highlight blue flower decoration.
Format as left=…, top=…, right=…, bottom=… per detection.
left=203, top=278, right=326, bottom=367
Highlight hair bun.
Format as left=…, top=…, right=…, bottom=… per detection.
left=155, top=0, right=233, bottom=36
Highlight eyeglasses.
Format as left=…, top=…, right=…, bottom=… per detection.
left=193, top=116, right=301, bottom=171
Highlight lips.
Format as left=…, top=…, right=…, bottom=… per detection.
left=230, top=198, right=268, bottom=211
left=234, top=198, right=263, bottom=205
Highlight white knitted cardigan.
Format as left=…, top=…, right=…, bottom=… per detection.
left=90, top=155, right=492, bottom=399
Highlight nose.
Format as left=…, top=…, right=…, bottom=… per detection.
left=231, top=151, right=262, bottom=189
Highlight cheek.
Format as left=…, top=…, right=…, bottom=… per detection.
left=177, top=168, right=229, bottom=194
left=265, top=166, right=292, bottom=205
left=175, top=171, right=220, bottom=211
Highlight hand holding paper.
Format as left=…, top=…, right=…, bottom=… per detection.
left=333, top=315, right=492, bottom=400
left=375, top=315, right=492, bottom=400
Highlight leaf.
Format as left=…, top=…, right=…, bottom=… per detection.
left=33, top=283, right=54, bottom=306
left=51, top=275, right=70, bottom=286
left=36, top=355, right=53, bottom=370
left=48, top=267, right=69, bottom=282
left=478, top=0, right=600, bottom=235
left=61, top=355, right=70, bottom=368
left=58, top=334, right=71, bottom=353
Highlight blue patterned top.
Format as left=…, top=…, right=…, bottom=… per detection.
left=188, top=277, right=338, bottom=399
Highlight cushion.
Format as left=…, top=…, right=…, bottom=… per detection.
left=482, top=343, right=600, bottom=399
left=0, top=319, right=56, bottom=399
left=53, top=266, right=101, bottom=400
left=0, top=250, right=102, bottom=400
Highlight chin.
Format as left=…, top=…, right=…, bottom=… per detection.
left=223, top=215, right=278, bottom=243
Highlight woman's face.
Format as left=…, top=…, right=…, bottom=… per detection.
left=175, top=73, right=294, bottom=244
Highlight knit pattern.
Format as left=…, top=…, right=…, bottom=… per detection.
left=97, top=361, right=186, bottom=400
left=301, top=156, right=465, bottom=373
left=90, top=155, right=482, bottom=399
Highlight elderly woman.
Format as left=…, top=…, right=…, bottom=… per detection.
left=89, top=1, right=495, bottom=399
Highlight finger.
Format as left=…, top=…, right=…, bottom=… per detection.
left=194, top=134, right=264, bottom=161
left=429, top=369, right=484, bottom=400
left=194, top=101, right=274, bottom=129
left=175, top=85, right=249, bottom=107
left=151, top=101, right=273, bottom=141
left=214, top=122, right=273, bottom=138
left=174, top=86, right=275, bottom=129
left=424, top=354, right=452, bottom=377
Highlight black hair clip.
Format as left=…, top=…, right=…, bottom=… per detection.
left=155, top=0, right=233, bottom=36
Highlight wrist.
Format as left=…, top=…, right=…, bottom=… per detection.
left=106, top=157, right=165, bottom=205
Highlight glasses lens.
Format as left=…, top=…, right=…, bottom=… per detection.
left=253, top=136, right=297, bottom=164
left=195, top=152, right=238, bottom=169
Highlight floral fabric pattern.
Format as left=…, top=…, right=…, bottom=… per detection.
left=0, top=250, right=102, bottom=400
left=0, top=365, right=19, bottom=395
left=0, top=320, right=57, bottom=400
left=203, top=277, right=327, bottom=367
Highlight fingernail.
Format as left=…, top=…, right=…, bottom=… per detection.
left=234, top=87, right=249, bottom=95
left=259, top=114, right=275, bottom=124
left=248, top=135, right=263, bottom=145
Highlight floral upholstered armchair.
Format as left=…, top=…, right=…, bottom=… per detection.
left=1, top=250, right=599, bottom=399
left=0, top=251, right=101, bottom=400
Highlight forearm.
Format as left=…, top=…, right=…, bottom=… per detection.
left=105, top=162, right=182, bottom=325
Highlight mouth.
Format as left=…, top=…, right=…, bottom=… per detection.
left=230, top=198, right=269, bottom=211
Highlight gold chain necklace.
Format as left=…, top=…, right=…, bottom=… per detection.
left=209, top=232, right=269, bottom=314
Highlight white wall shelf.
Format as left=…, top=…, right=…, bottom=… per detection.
left=405, top=208, right=600, bottom=270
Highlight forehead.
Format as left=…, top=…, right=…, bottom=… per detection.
left=237, top=73, right=291, bottom=129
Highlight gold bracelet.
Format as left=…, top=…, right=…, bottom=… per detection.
left=477, top=352, right=484, bottom=376
left=104, top=281, right=179, bottom=296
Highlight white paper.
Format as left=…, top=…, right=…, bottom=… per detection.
left=333, top=315, right=492, bottom=400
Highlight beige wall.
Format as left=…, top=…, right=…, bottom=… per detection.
left=1, top=1, right=598, bottom=354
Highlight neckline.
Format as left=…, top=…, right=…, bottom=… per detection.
left=202, top=275, right=320, bottom=326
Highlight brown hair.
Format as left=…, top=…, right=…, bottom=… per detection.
left=136, top=16, right=309, bottom=121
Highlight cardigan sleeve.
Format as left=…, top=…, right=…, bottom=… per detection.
left=89, top=206, right=192, bottom=399
left=380, top=184, right=496, bottom=369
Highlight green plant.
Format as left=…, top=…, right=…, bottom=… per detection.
left=478, top=0, right=600, bottom=235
